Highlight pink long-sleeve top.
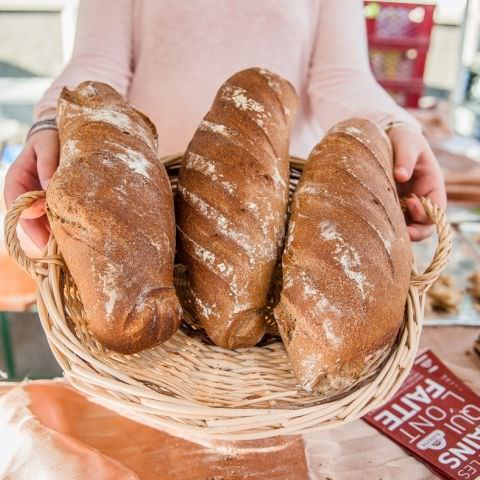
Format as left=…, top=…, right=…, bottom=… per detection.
left=36, top=0, right=419, bottom=158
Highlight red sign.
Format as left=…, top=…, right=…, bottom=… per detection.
left=364, top=350, right=480, bottom=479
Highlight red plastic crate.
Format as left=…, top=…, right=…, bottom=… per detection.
left=365, top=1, right=435, bottom=45
left=364, top=1, right=436, bottom=107
left=369, top=44, right=429, bottom=82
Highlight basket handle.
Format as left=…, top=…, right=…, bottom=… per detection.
left=3, top=190, right=47, bottom=279
left=407, top=195, right=453, bottom=294
left=5, top=191, right=452, bottom=293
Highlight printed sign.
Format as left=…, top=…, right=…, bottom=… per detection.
left=364, top=350, right=480, bottom=480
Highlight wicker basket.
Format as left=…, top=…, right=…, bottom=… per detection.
left=4, top=154, right=452, bottom=441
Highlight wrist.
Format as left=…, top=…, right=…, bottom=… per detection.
left=26, top=118, right=58, bottom=142
left=385, top=121, right=410, bottom=133
left=385, top=121, right=422, bottom=135
left=372, top=108, right=423, bottom=135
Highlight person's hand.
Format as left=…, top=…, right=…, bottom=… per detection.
left=3, top=129, right=59, bottom=248
left=388, top=124, right=446, bottom=242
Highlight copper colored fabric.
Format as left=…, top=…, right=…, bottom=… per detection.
left=0, top=327, right=478, bottom=479
left=0, top=383, right=308, bottom=479
left=0, top=252, right=36, bottom=312
left=0, top=208, right=39, bottom=312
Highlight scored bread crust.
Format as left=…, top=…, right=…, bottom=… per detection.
left=274, top=118, right=412, bottom=396
left=176, top=68, right=298, bottom=348
left=46, top=81, right=182, bottom=354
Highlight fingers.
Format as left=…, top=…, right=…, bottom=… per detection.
left=3, top=130, right=58, bottom=249
left=405, top=196, right=435, bottom=242
left=19, top=216, right=50, bottom=250
left=389, top=126, right=447, bottom=242
left=20, top=198, right=46, bottom=220
left=405, top=196, right=431, bottom=224
left=34, top=131, right=59, bottom=189
left=408, top=223, right=435, bottom=242
left=4, top=130, right=59, bottom=210
left=419, top=146, right=447, bottom=211
left=390, top=127, right=421, bottom=183
left=4, top=146, right=45, bottom=220
left=3, top=144, right=39, bottom=209
left=407, top=189, right=445, bottom=243
left=404, top=148, right=446, bottom=238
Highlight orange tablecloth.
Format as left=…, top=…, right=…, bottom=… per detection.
left=0, top=252, right=36, bottom=311
left=0, top=209, right=39, bottom=312
left=0, top=326, right=478, bottom=480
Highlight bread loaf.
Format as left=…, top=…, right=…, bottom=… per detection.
left=46, top=81, right=182, bottom=354
left=176, top=68, right=298, bottom=348
left=274, top=118, right=412, bottom=396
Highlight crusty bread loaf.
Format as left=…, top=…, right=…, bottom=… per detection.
left=46, top=81, right=182, bottom=354
left=176, top=68, right=298, bottom=348
left=274, top=118, right=412, bottom=396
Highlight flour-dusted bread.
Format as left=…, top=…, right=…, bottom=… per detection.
left=274, top=118, right=412, bottom=396
left=176, top=68, right=298, bottom=348
left=46, top=81, right=182, bottom=354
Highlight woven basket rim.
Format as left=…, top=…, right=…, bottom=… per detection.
left=3, top=153, right=453, bottom=440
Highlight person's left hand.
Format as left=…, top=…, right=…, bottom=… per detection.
left=388, top=124, right=446, bottom=242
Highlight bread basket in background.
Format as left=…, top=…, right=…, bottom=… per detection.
left=4, top=154, right=452, bottom=441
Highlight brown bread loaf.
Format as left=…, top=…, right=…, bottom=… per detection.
left=274, top=118, right=412, bottom=396
left=46, top=81, right=182, bottom=354
left=176, top=68, right=298, bottom=348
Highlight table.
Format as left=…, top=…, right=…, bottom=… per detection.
left=0, top=251, right=37, bottom=379
left=0, top=326, right=478, bottom=480
left=0, top=206, right=42, bottom=379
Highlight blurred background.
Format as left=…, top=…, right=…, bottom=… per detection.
left=0, top=0, right=479, bottom=380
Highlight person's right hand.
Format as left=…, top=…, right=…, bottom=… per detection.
left=3, top=129, right=59, bottom=249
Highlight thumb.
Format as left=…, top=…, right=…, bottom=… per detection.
left=390, top=129, right=420, bottom=183
left=34, top=132, right=59, bottom=189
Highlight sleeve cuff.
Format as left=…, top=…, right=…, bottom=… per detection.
left=364, top=107, right=423, bottom=133
left=34, top=106, right=57, bottom=122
